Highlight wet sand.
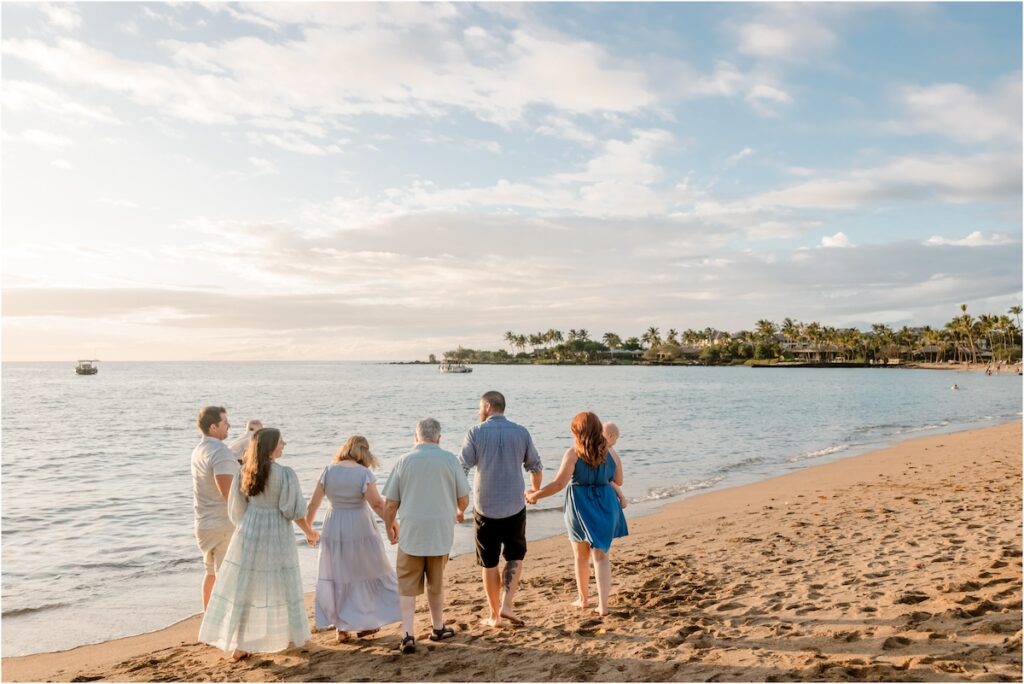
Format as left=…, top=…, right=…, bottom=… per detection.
left=4, top=422, right=1021, bottom=682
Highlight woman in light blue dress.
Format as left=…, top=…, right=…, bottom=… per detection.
left=198, top=428, right=320, bottom=661
left=305, top=435, right=401, bottom=642
left=526, top=411, right=627, bottom=616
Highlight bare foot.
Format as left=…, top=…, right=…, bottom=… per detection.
left=336, top=630, right=350, bottom=643
left=229, top=650, right=250, bottom=662
left=571, top=598, right=589, bottom=609
left=480, top=616, right=503, bottom=628
left=500, top=611, right=525, bottom=625
left=592, top=607, right=609, bottom=617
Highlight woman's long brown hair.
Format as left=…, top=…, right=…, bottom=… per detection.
left=241, top=427, right=279, bottom=497
left=571, top=412, right=607, bottom=468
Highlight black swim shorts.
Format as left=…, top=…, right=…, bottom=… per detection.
left=474, top=507, right=527, bottom=568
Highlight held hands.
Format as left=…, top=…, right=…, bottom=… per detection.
left=305, top=529, right=321, bottom=547
left=387, top=521, right=399, bottom=545
left=456, top=509, right=465, bottom=524
left=616, top=491, right=629, bottom=509
left=524, top=487, right=540, bottom=505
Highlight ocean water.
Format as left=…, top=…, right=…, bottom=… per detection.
left=2, top=362, right=1020, bottom=656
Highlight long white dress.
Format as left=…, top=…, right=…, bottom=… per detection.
left=198, top=462, right=310, bottom=653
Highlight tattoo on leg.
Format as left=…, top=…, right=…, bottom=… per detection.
left=502, top=560, right=520, bottom=591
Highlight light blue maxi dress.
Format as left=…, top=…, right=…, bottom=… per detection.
left=198, top=462, right=310, bottom=653
left=314, top=464, right=401, bottom=631
left=564, top=454, right=629, bottom=553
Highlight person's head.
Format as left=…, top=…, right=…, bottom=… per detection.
left=602, top=422, right=620, bottom=448
left=571, top=411, right=607, bottom=468
left=241, top=427, right=283, bottom=497
left=198, top=406, right=229, bottom=440
left=334, top=434, right=380, bottom=470
left=246, top=419, right=263, bottom=433
left=415, top=417, right=441, bottom=444
left=478, top=390, right=506, bottom=422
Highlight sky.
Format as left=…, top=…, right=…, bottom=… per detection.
left=2, top=2, right=1021, bottom=361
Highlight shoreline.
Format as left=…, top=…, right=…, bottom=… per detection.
left=4, top=421, right=1021, bottom=681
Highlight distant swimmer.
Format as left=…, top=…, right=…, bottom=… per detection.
left=951, top=384, right=960, bottom=390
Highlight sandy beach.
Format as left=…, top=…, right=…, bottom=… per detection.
left=4, top=422, right=1020, bottom=682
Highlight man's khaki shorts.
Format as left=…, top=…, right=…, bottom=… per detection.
left=195, top=523, right=235, bottom=575
left=396, top=549, right=448, bottom=596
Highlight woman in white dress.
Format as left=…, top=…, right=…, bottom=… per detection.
left=306, top=435, right=401, bottom=642
left=199, top=428, right=320, bottom=661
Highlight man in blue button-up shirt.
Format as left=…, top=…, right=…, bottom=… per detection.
left=459, top=390, right=543, bottom=627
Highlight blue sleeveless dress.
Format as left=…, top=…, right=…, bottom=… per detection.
left=564, top=453, right=628, bottom=552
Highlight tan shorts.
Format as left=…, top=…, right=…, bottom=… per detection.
left=396, top=550, right=448, bottom=596
left=195, top=523, right=234, bottom=575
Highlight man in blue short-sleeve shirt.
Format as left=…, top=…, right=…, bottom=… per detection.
left=459, top=390, right=543, bottom=627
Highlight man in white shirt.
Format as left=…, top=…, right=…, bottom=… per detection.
left=228, top=418, right=263, bottom=458
left=191, top=405, right=238, bottom=610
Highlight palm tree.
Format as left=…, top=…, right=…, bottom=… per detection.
left=602, top=332, right=622, bottom=350
left=577, top=329, right=591, bottom=342
left=567, top=329, right=579, bottom=343
left=755, top=319, right=776, bottom=343
left=514, top=334, right=528, bottom=355
left=527, top=333, right=543, bottom=354
left=545, top=329, right=564, bottom=346
left=1010, top=305, right=1022, bottom=334
left=641, top=327, right=661, bottom=350
left=666, top=328, right=679, bottom=345
left=959, top=304, right=978, bottom=363
left=804, top=321, right=823, bottom=361
left=503, top=331, right=516, bottom=354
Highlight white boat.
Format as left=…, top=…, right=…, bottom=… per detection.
left=439, top=361, right=473, bottom=373
left=75, top=359, right=99, bottom=375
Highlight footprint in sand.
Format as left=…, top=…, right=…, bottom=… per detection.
left=882, top=636, right=912, bottom=650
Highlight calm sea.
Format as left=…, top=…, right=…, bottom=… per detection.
left=2, top=362, right=1020, bottom=656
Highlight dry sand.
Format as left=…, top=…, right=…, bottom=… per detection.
left=4, top=422, right=1021, bottom=682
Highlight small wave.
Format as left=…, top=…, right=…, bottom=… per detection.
left=714, top=455, right=765, bottom=475
left=894, top=421, right=950, bottom=435
left=786, top=444, right=851, bottom=463
left=3, top=601, right=71, bottom=618
left=634, top=476, right=724, bottom=503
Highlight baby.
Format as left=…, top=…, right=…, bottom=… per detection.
left=603, top=422, right=628, bottom=509
left=228, top=418, right=263, bottom=459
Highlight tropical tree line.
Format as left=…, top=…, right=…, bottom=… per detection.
left=442, top=306, right=1022, bottom=365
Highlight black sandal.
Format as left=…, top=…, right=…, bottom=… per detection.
left=400, top=633, right=416, bottom=654
left=428, top=625, right=456, bottom=641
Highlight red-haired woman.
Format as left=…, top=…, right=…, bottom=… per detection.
left=526, top=411, right=628, bottom=616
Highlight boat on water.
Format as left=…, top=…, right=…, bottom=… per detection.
left=75, top=359, right=99, bottom=375
left=439, top=361, right=472, bottom=373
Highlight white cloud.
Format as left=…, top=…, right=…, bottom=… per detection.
left=734, top=7, right=837, bottom=62
left=726, top=147, right=754, bottom=165
left=247, top=157, right=278, bottom=175
left=3, top=12, right=658, bottom=134
left=534, top=115, right=597, bottom=144
left=97, top=198, right=142, bottom=209
left=14, top=129, right=73, bottom=148
left=468, top=139, right=502, bottom=154
left=888, top=75, right=1022, bottom=144
left=2, top=81, right=122, bottom=126
left=41, top=3, right=82, bottom=32
left=752, top=153, right=1021, bottom=209
left=820, top=232, right=852, bottom=248
left=745, top=84, right=793, bottom=117
left=924, top=231, right=1014, bottom=247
